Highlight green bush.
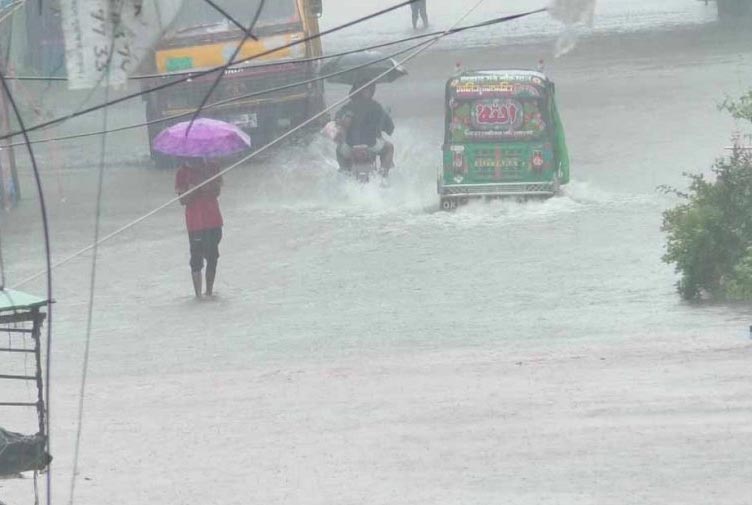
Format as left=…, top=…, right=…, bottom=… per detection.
left=662, top=92, right=752, bottom=300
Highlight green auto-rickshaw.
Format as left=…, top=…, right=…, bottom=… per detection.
left=439, top=70, right=570, bottom=210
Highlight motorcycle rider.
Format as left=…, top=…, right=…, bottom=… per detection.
left=335, top=79, right=395, bottom=174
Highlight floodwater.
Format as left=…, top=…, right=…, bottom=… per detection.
left=321, top=0, right=718, bottom=49
left=3, top=2, right=752, bottom=504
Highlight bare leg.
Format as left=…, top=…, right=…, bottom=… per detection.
left=192, top=271, right=202, bottom=298
left=411, top=7, right=418, bottom=29
left=337, top=145, right=353, bottom=170
left=421, top=5, right=428, bottom=27
left=205, top=260, right=217, bottom=296
left=380, top=141, right=395, bottom=172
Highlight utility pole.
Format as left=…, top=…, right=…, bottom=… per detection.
left=0, top=65, right=20, bottom=208
left=0, top=2, right=20, bottom=208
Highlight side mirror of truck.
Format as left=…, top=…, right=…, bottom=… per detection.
left=310, top=0, right=323, bottom=17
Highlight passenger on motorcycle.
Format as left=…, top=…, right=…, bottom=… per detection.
left=335, top=80, right=395, bottom=173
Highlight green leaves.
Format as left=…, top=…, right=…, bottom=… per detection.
left=662, top=150, right=752, bottom=300
left=719, top=91, right=752, bottom=123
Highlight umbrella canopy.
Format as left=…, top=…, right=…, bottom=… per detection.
left=321, top=51, right=408, bottom=85
left=153, top=118, right=251, bottom=158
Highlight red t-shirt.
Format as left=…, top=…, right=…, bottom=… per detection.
left=175, top=164, right=224, bottom=232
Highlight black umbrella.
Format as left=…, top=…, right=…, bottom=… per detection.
left=321, top=51, right=408, bottom=85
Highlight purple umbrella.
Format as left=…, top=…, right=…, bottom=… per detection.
left=153, top=118, right=251, bottom=158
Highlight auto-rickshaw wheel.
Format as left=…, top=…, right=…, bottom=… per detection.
left=440, top=197, right=457, bottom=211
left=552, top=175, right=562, bottom=196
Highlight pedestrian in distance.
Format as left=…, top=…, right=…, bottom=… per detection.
left=175, top=157, right=224, bottom=298
left=411, top=0, right=428, bottom=30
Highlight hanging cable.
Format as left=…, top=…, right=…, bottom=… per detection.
left=0, top=229, right=5, bottom=290
left=0, top=62, right=54, bottom=505
left=0, top=0, right=422, bottom=142
left=185, top=0, right=266, bottom=134
left=200, top=0, right=258, bottom=40
left=6, top=8, right=545, bottom=84
left=9, top=1, right=547, bottom=292
left=7, top=41, right=434, bottom=148
left=66, top=2, right=126, bottom=502
left=5, top=9, right=547, bottom=149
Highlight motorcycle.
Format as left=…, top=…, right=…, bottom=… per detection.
left=324, top=121, right=389, bottom=184
left=344, top=144, right=386, bottom=183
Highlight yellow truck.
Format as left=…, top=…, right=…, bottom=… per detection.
left=141, top=0, right=326, bottom=165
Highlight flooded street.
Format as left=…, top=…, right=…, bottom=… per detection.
left=3, top=2, right=752, bottom=504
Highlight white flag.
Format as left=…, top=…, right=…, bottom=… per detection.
left=60, top=0, right=183, bottom=89
left=548, top=0, right=596, bottom=57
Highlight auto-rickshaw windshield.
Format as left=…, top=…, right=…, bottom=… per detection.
left=449, top=97, right=549, bottom=142
left=172, top=0, right=301, bottom=33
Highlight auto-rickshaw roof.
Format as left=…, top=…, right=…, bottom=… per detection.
left=450, top=69, right=551, bottom=84
left=446, top=69, right=551, bottom=100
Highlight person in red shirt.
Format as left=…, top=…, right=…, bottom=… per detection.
left=175, top=158, right=224, bottom=298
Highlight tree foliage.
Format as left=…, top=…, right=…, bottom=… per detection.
left=662, top=93, right=752, bottom=300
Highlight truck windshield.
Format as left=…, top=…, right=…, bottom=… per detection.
left=172, top=0, right=300, bottom=32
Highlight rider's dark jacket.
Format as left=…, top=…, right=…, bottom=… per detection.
left=336, top=98, right=395, bottom=147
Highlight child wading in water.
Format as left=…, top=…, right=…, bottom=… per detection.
left=175, top=158, right=223, bottom=298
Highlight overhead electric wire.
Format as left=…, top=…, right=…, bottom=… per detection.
left=0, top=231, right=5, bottom=290
left=200, top=0, right=258, bottom=40
left=185, top=0, right=266, bottom=133
left=6, top=8, right=546, bottom=84
left=0, top=0, right=422, bottom=142
left=67, top=58, right=111, bottom=505
left=11, top=3, right=546, bottom=290
left=5, top=9, right=548, bottom=149
left=65, top=3, right=129, bottom=502
left=0, top=62, right=54, bottom=505
left=6, top=41, right=437, bottom=148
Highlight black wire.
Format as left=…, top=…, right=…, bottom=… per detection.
left=186, top=0, right=266, bottom=134
left=0, top=0, right=420, bottom=142
left=8, top=8, right=546, bottom=83
left=201, top=0, right=258, bottom=40
left=8, top=38, right=433, bottom=148
left=4, top=8, right=548, bottom=149
left=67, top=56, right=110, bottom=505
left=0, top=64, right=54, bottom=505
left=8, top=44, right=421, bottom=148
left=0, top=231, right=5, bottom=290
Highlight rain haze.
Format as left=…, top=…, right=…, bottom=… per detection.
left=1, top=0, right=752, bottom=504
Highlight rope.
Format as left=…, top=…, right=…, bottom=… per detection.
left=0, top=228, right=5, bottom=290
left=4, top=9, right=547, bottom=150
left=7, top=3, right=550, bottom=293
left=0, top=62, right=54, bottom=505
left=0, top=0, right=422, bottom=142
left=66, top=76, right=110, bottom=505
left=185, top=0, right=267, bottom=135
left=7, top=40, right=429, bottom=147
left=67, top=2, right=127, bottom=501
left=5, top=10, right=545, bottom=84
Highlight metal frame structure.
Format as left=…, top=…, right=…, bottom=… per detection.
left=0, top=289, right=50, bottom=473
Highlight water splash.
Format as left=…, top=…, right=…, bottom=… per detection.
left=548, top=0, right=597, bottom=57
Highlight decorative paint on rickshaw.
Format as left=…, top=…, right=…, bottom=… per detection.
left=441, top=70, right=569, bottom=189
